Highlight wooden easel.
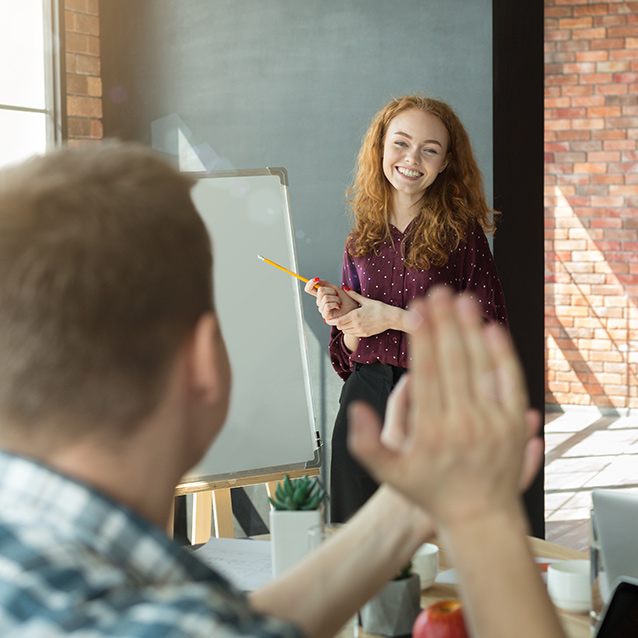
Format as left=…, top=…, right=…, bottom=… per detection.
left=172, top=467, right=320, bottom=544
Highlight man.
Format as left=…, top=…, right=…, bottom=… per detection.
left=0, top=142, right=562, bottom=638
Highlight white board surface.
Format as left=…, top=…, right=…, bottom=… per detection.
left=182, top=168, right=319, bottom=483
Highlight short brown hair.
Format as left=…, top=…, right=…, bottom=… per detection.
left=348, top=95, right=497, bottom=270
left=0, top=141, right=213, bottom=434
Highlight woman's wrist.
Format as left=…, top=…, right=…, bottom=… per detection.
left=344, top=334, right=359, bottom=352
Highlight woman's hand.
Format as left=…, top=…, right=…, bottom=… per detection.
left=304, top=278, right=359, bottom=322
left=334, top=289, right=410, bottom=338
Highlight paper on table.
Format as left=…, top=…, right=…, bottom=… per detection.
left=192, top=537, right=273, bottom=591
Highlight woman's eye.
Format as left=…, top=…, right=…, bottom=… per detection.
left=394, top=141, right=408, bottom=147
left=423, top=148, right=438, bottom=156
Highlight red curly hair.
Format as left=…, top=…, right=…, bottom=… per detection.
left=347, top=95, right=498, bottom=270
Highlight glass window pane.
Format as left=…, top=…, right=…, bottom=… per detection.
left=0, top=0, right=46, bottom=109
left=0, top=110, right=47, bottom=169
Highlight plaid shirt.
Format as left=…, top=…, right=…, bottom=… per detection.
left=0, top=452, right=301, bottom=638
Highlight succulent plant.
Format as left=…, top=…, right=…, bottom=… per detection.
left=269, top=474, right=327, bottom=511
left=394, top=562, right=413, bottom=581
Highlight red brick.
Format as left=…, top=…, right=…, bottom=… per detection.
left=571, top=140, right=602, bottom=152
left=572, top=162, right=608, bottom=173
left=547, top=73, right=580, bottom=85
left=572, top=95, right=606, bottom=107
left=90, top=120, right=103, bottom=139
left=75, top=54, right=100, bottom=75
left=66, top=32, right=90, bottom=54
left=592, top=129, right=628, bottom=140
left=576, top=50, right=609, bottom=63
left=65, top=73, right=88, bottom=95
left=580, top=73, right=614, bottom=84
left=595, top=15, right=629, bottom=27
left=546, top=28, right=572, bottom=42
left=559, top=17, right=593, bottom=29
left=67, top=117, right=91, bottom=137
left=572, top=118, right=605, bottom=129
left=86, top=0, right=99, bottom=15
left=87, top=76, right=102, bottom=97
left=65, top=0, right=87, bottom=11
left=553, top=107, right=587, bottom=118
left=590, top=218, right=623, bottom=228
left=546, top=7, right=573, bottom=18
left=75, top=13, right=99, bottom=36
left=561, top=85, right=594, bottom=96
left=589, top=106, right=623, bottom=117
left=545, top=119, right=573, bottom=131
left=563, top=62, right=596, bottom=74
left=545, top=97, right=572, bottom=108
left=598, top=61, right=632, bottom=73
left=556, top=40, right=591, bottom=52
left=574, top=4, right=610, bottom=17
left=67, top=95, right=103, bottom=118
left=608, top=26, right=638, bottom=38
left=604, top=140, right=636, bottom=150
left=592, top=38, right=627, bottom=50
left=572, top=27, right=607, bottom=40
left=546, top=52, right=577, bottom=64
left=64, top=9, right=76, bottom=31
left=610, top=49, right=638, bottom=61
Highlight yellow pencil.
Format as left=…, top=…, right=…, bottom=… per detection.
left=257, top=255, right=319, bottom=288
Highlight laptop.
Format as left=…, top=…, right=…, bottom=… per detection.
left=594, top=577, right=638, bottom=637
left=591, top=489, right=638, bottom=599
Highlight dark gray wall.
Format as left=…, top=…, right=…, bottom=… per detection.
left=100, top=0, right=500, bottom=520
left=99, top=0, right=494, bottom=493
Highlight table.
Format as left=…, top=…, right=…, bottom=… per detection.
left=416, top=536, right=590, bottom=638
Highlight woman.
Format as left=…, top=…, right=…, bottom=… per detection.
left=305, top=95, right=508, bottom=522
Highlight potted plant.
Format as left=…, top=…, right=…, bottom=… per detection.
left=269, top=474, right=326, bottom=577
left=360, top=562, right=421, bottom=637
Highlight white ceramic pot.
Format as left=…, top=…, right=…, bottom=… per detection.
left=269, top=509, right=322, bottom=577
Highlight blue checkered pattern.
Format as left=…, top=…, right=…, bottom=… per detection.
left=0, top=452, right=301, bottom=638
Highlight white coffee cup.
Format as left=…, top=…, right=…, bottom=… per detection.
left=411, top=543, right=440, bottom=590
left=547, top=559, right=591, bottom=613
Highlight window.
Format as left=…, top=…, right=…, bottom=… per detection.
left=0, top=0, right=60, bottom=169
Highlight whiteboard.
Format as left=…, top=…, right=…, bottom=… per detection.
left=182, top=168, right=320, bottom=483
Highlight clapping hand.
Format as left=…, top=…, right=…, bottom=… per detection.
left=347, top=286, right=543, bottom=529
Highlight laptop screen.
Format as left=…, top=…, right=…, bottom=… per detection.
left=595, top=579, right=638, bottom=637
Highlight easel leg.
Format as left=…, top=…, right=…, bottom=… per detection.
left=191, top=491, right=213, bottom=545
left=212, top=488, right=235, bottom=538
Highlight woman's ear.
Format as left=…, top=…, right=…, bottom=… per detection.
left=439, top=153, right=452, bottom=174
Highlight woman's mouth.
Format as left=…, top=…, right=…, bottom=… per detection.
left=396, top=166, right=423, bottom=179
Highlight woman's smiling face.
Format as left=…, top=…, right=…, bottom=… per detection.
left=382, top=108, right=450, bottom=206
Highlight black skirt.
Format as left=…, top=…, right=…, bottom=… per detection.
left=329, top=361, right=407, bottom=523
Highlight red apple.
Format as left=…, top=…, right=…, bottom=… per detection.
left=412, top=600, right=469, bottom=638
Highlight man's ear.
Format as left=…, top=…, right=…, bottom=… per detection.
left=189, top=312, right=229, bottom=405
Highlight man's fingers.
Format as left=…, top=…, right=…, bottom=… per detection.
left=428, top=287, right=473, bottom=410
left=408, top=298, right=442, bottom=417
left=347, top=402, right=400, bottom=482
left=380, top=374, right=411, bottom=452
left=455, top=294, right=495, bottom=401
left=483, top=322, right=528, bottom=417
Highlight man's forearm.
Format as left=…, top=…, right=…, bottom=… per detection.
left=441, top=507, right=566, bottom=638
left=250, top=487, right=433, bottom=638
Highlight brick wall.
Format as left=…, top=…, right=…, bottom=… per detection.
left=545, top=0, right=638, bottom=411
left=64, top=0, right=102, bottom=143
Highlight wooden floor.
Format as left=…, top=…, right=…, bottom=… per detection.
left=544, top=409, right=638, bottom=553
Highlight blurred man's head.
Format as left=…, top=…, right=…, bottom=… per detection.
left=0, top=142, right=221, bottom=446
